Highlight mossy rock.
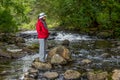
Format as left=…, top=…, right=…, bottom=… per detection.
left=97, top=31, right=112, bottom=38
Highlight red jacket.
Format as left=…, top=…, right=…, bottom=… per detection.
left=36, top=19, right=49, bottom=39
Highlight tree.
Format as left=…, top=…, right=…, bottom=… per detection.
left=0, top=0, right=35, bottom=33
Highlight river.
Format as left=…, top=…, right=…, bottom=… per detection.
left=0, top=30, right=120, bottom=80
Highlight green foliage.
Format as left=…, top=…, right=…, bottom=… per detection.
left=51, top=0, right=101, bottom=29
left=114, top=27, right=120, bottom=38
left=0, top=0, right=35, bottom=33
left=96, top=0, right=120, bottom=30
left=0, top=9, right=16, bottom=32
left=46, top=0, right=120, bottom=38
left=28, top=0, right=61, bottom=29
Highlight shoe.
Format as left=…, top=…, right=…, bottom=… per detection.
left=40, top=59, right=46, bottom=63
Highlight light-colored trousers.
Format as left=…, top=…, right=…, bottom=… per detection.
left=39, top=39, right=46, bottom=62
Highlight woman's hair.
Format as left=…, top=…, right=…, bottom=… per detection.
left=38, top=16, right=39, bottom=19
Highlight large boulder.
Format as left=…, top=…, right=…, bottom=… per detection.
left=112, top=69, right=120, bottom=80
left=51, top=54, right=67, bottom=64
left=47, top=46, right=71, bottom=64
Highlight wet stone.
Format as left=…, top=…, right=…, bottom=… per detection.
left=43, top=71, right=58, bottom=79
left=62, top=39, right=70, bottom=47
left=112, top=69, right=120, bottom=80
left=87, top=71, right=108, bottom=80
left=100, top=53, right=111, bottom=58
left=51, top=54, right=67, bottom=64
left=64, top=70, right=81, bottom=80
left=31, top=61, right=52, bottom=70
left=47, top=45, right=71, bottom=62
left=28, top=68, right=38, bottom=74
left=81, top=59, right=92, bottom=64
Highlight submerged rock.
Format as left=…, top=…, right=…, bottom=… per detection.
left=64, top=70, right=81, bottom=80
left=23, top=68, right=38, bottom=80
left=81, top=59, right=92, bottom=64
left=0, top=70, right=11, bottom=75
left=62, top=39, right=70, bottom=47
left=100, top=53, right=111, bottom=58
left=15, top=37, right=25, bottom=43
left=0, top=49, right=11, bottom=58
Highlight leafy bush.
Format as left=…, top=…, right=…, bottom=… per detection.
left=0, top=9, right=17, bottom=32
left=0, top=0, right=35, bottom=33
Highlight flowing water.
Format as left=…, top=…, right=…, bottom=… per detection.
left=0, top=30, right=120, bottom=80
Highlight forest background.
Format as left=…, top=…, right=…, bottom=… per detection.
left=0, top=0, right=120, bottom=39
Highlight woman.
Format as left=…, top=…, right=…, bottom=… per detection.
left=36, top=12, right=49, bottom=62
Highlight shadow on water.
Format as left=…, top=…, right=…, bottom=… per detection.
left=0, top=31, right=120, bottom=79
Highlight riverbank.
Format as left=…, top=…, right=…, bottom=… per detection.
left=0, top=33, right=38, bottom=61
